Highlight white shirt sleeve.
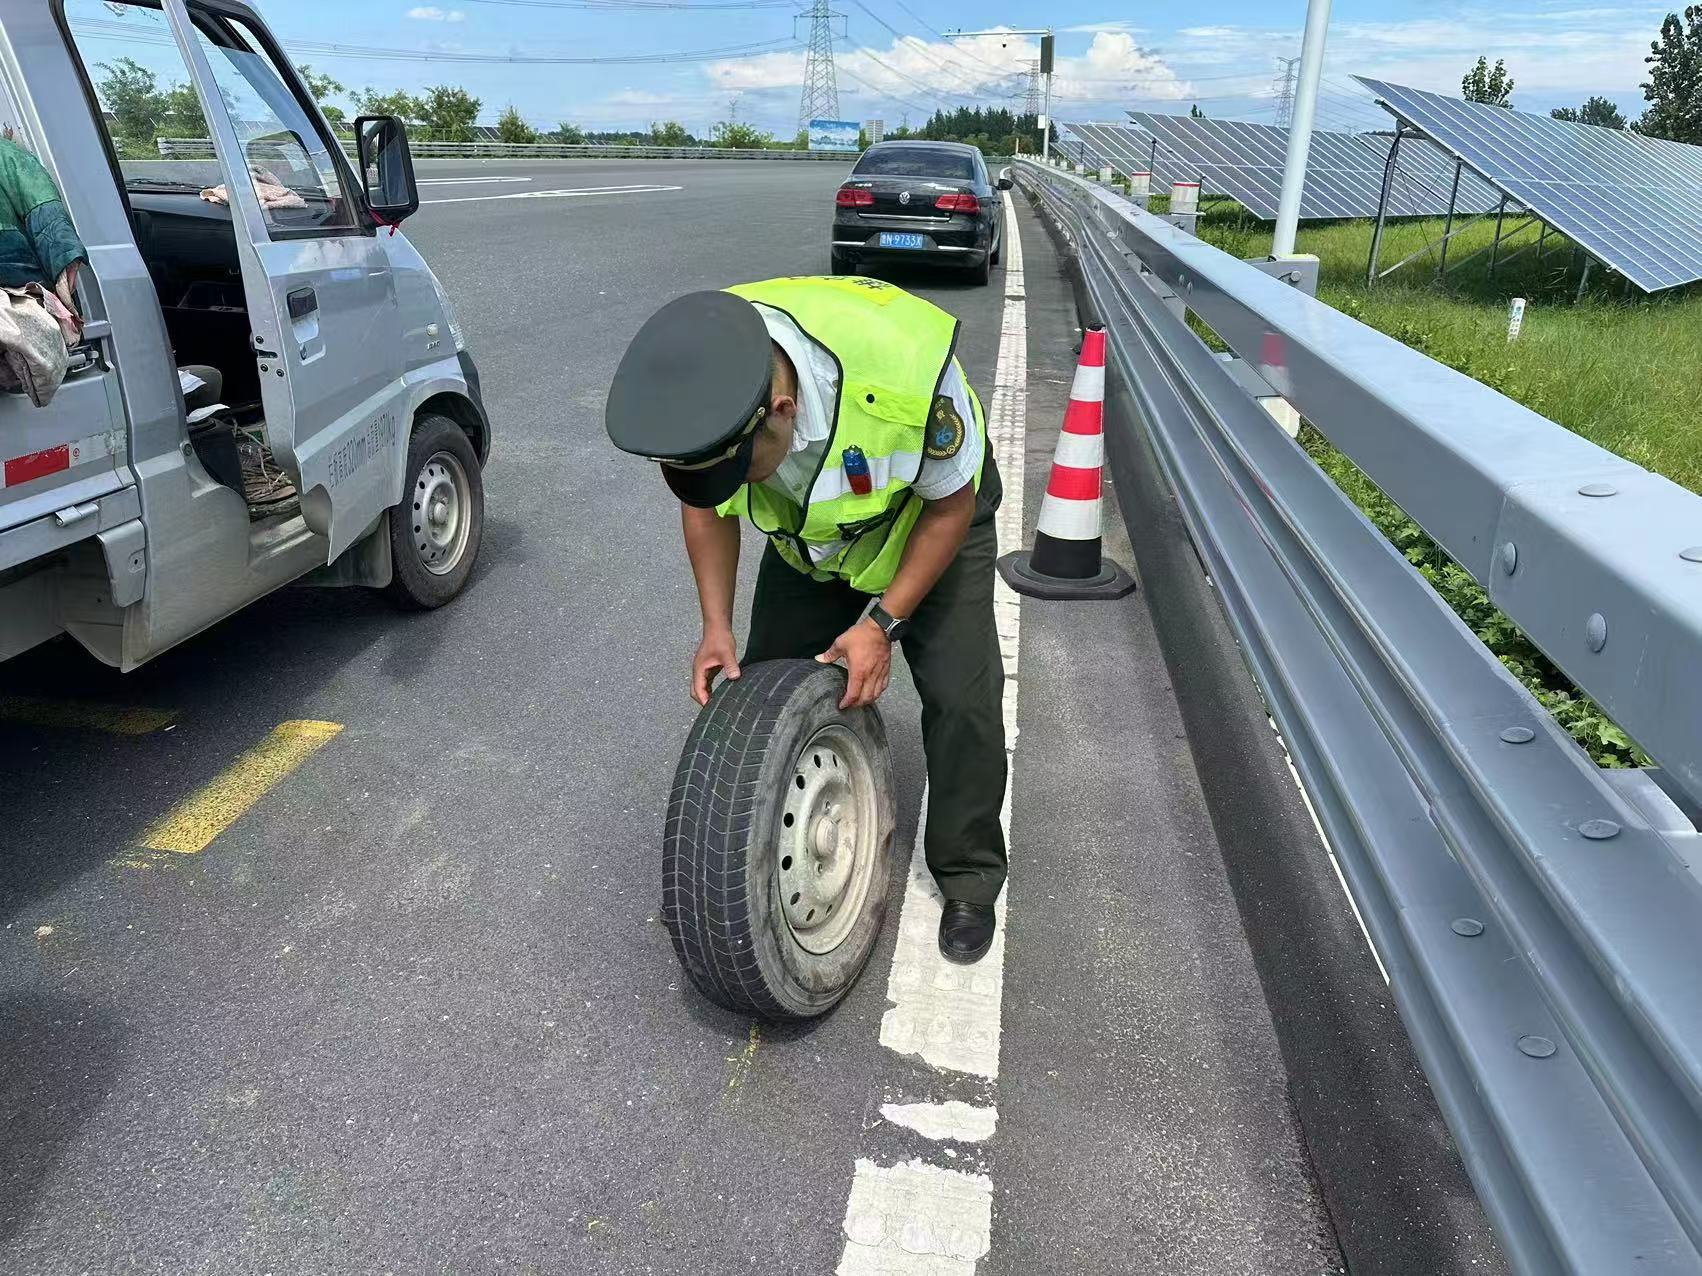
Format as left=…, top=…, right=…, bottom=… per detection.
left=910, top=358, right=985, bottom=501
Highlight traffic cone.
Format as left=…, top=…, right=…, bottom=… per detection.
left=997, top=325, right=1136, bottom=600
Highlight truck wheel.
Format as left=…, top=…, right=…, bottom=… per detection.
left=385, top=413, right=484, bottom=610
left=664, top=659, right=895, bottom=1021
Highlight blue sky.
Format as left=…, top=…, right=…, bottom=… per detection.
left=71, top=0, right=1671, bottom=137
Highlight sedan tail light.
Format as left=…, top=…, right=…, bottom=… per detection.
left=836, top=186, right=875, bottom=207
left=935, top=193, right=980, bottom=214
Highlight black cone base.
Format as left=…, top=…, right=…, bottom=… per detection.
left=998, top=548, right=1136, bottom=600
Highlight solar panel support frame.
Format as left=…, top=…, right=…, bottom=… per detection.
left=1365, top=120, right=1405, bottom=286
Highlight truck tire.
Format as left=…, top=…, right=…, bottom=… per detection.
left=664, top=659, right=896, bottom=1020
left=384, top=413, right=484, bottom=610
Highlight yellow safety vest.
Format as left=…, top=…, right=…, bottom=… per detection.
left=717, top=276, right=981, bottom=594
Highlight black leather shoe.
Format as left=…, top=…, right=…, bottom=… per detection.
left=938, top=901, right=997, bottom=964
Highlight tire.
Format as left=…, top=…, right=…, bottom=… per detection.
left=968, top=250, right=992, bottom=286
left=664, top=659, right=896, bottom=1021
left=991, top=229, right=1002, bottom=267
left=831, top=248, right=855, bottom=275
left=384, top=413, right=485, bottom=610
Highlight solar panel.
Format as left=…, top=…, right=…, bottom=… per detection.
left=1356, top=78, right=1702, bottom=293
left=1056, top=116, right=1503, bottom=221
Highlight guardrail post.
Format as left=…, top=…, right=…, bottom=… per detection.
left=1166, top=180, right=1200, bottom=234
left=1128, top=170, right=1151, bottom=210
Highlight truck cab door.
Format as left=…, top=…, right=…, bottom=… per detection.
left=163, top=0, right=405, bottom=560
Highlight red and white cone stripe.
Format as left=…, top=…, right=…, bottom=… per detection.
left=1034, top=326, right=1106, bottom=543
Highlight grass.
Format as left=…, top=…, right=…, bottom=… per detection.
left=1139, top=197, right=1692, bottom=768
left=1194, top=203, right=1702, bottom=493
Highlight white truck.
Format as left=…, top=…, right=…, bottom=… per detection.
left=0, top=0, right=490, bottom=670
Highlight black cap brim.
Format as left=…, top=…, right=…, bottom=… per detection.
left=661, top=429, right=756, bottom=508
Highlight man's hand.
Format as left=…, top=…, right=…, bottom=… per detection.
left=817, top=617, right=892, bottom=709
left=692, top=626, right=741, bottom=706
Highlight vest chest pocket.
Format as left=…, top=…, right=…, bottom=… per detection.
left=844, top=380, right=931, bottom=430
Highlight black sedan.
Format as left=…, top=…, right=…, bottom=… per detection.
left=831, top=141, right=1010, bottom=285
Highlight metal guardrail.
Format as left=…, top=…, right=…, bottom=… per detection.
left=155, top=138, right=857, bottom=162
left=1013, top=158, right=1702, bottom=1274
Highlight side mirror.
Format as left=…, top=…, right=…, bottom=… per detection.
left=356, top=114, right=419, bottom=223
left=997, top=175, right=1014, bottom=191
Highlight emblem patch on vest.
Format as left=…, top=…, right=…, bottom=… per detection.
left=925, top=396, right=965, bottom=460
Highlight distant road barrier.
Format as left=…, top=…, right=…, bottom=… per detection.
left=1014, top=156, right=1702, bottom=1276
left=157, top=138, right=853, bottom=162
left=156, top=138, right=1017, bottom=165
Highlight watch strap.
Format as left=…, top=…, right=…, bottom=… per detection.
left=868, top=602, right=908, bottom=641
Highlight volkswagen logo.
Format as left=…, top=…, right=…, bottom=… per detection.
left=898, top=191, right=911, bottom=206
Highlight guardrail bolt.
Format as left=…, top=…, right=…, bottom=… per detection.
left=1517, top=1035, right=1557, bottom=1059
left=1578, top=482, right=1617, bottom=498
left=1682, top=547, right=1702, bottom=563
left=1500, top=726, right=1535, bottom=744
left=1585, top=613, right=1608, bottom=652
left=1498, top=542, right=1518, bottom=575
left=1451, top=918, right=1484, bottom=937
left=1579, top=818, right=1621, bottom=840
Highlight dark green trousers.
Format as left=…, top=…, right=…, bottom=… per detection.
left=743, top=456, right=1008, bottom=905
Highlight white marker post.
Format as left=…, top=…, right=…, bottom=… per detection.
left=1129, top=170, right=1151, bottom=209
left=1507, top=296, right=1527, bottom=341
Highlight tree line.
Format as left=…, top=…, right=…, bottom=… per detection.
left=1461, top=5, right=1702, bottom=142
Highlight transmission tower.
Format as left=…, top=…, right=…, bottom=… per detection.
left=1273, top=56, right=1301, bottom=128
left=1023, top=60, right=1041, bottom=119
left=797, top=0, right=843, bottom=132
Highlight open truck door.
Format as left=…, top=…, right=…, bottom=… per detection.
left=162, top=0, right=407, bottom=561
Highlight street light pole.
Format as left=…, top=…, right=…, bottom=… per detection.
left=1042, top=63, right=1052, bottom=161
left=942, top=26, right=1054, bottom=161
left=1271, top=0, right=1332, bottom=257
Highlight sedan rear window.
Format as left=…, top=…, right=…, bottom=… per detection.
left=853, top=147, right=977, bottom=181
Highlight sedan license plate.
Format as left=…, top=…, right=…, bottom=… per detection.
left=879, top=232, right=926, bottom=250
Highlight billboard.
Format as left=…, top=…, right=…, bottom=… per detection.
left=809, top=118, right=860, bottom=152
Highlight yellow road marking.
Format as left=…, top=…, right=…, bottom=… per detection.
left=139, top=720, right=344, bottom=854
left=0, top=695, right=175, bottom=735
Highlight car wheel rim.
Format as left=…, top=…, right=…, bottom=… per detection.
left=412, top=450, right=472, bottom=577
left=777, top=724, right=880, bottom=955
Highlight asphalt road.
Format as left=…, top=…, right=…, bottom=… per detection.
left=0, top=158, right=1354, bottom=1273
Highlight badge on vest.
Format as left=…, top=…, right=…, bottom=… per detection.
left=926, top=396, right=965, bottom=460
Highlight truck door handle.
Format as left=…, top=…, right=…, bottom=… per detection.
left=287, top=288, right=318, bottom=320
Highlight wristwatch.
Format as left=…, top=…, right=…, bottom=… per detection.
left=867, top=601, right=910, bottom=642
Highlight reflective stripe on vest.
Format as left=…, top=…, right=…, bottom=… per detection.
left=715, top=276, right=974, bottom=594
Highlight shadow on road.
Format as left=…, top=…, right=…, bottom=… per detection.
left=0, top=524, right=511, bottom=927
left=0, top=992, right=125, bottom=1245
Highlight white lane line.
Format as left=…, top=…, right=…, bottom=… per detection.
left=877, top=194, right=1026, bottom=1081
left=880, top=1101, right=998, bottom=1143
left=838, top=192, right=1027, bottom=1276
left=839, top=1160, right=992, bottom=1275
left=416, top=176, right=532, bottom=186
left=422, top=183, right=681, bottom=205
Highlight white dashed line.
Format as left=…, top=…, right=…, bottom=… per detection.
left=415, top=176, right=532, bottom=185
left=880, top=1101, right=998, bottom=1143
left=838, top=191, right=1028, bottom=1276
left=422, top=184, right=681, bottom=205
left=838, top=1159, right=993, bottom=1275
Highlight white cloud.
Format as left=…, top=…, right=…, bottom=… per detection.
left=406, top=6, right=465, bottom=21
left=1061, top=20, right=1147, bottom=36
left=607, top=89, right=675, bottom=106
left=706, top=29, right=1188, bottom=113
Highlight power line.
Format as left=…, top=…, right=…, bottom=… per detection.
left=72, top=18, right=796, bottom=63
left=462, top=0, right=799, bottom=8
